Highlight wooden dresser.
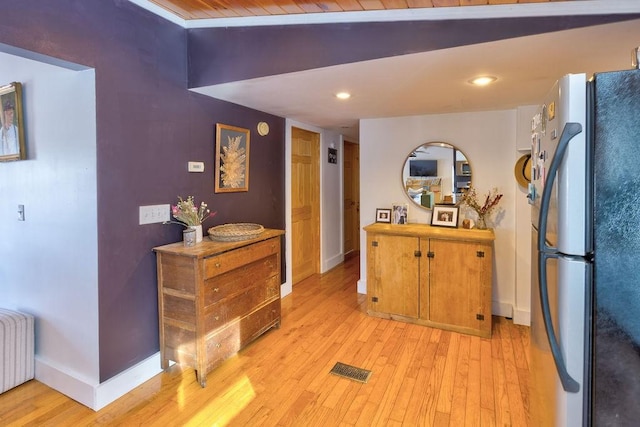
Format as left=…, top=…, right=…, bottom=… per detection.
left=364, top=223, right=495, bottom=338
left=153, top=229, right=284, bottom=387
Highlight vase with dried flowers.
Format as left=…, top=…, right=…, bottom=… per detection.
left=458, top=187, right=503, bottom=230
left=164, top=196, right=216, bottom=242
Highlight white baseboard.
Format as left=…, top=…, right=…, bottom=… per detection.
left=513, top=308, right=531, bottom=326
left=94, top=353, right=163, bottom=410
left=281, top=280, right=292, bottom=298
left=322, top=253, right=344, bottom=273
left=491, top=301, right=514, bottom=319
left=357, top=279, right=366, bottom=295
left=35, top=357, right=96, bottom=409
left=36, top=353, right=163, bottom=411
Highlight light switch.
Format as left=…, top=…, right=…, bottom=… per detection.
left=18, top=204, right=25, bottom=221
left=139, top=204, right=170, bottom=225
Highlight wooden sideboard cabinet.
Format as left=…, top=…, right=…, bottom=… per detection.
left=364, top=223, right=495, bottom=338
left=153, top=229, right=284, bottom=387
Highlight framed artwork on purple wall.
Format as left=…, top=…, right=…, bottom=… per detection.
left=0, top=82, right=26, bottom=162
left=215, top=123, right=250, bottom=193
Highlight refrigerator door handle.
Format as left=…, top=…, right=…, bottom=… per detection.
left=537, top=122, right=582, bottom=393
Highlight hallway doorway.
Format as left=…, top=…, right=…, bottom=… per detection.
left=291, top=127, right=320, bottom=285
left=343, top=140, right=360, bottom=256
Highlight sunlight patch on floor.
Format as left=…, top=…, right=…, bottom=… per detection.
left=183, top=375, right=256, bottom=426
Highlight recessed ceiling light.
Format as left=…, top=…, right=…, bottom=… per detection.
left=335, top=92, right=351, bottom=100
left=469, top=76, right=497, bottom=86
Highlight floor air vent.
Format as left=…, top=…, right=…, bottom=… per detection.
left=329, top=362, right=372, bottom=383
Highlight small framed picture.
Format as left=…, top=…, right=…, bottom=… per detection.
left=328, top=147, right=337, bottom=164
left=0, top=82, right=26, bottom=161
left=376, top=208, right=391, bottom=223
left=431, top=205, right=459, bottom=228
left=392, top=203, right=408, bottom=225
left=215, top=123, right=250, bottom=193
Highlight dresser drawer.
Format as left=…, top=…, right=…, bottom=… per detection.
left=203, top=254, right=279, bottom=306
left=204, top=237, right=280, bottom=279
left=205, top=299, right=280, bottom=370
left=204, top=275, right=280, bottom=333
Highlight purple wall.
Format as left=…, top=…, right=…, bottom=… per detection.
left=187, top=14, right=640, bottom=87
left=0, top=0, right=285, bottom=381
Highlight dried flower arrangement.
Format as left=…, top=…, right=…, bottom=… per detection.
left=458, top=187, right=503, bottom=229
left=164, top=196, right=216, bottom=227
left=220, top=135, right=246, bottom=188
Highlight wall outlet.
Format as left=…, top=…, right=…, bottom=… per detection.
left=139, top=204, right=170, bottom=225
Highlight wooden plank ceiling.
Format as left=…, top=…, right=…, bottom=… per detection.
left=149, top=0, right=570, bottom=20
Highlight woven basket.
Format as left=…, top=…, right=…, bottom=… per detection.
left=208, top=223, right=265, bottom=242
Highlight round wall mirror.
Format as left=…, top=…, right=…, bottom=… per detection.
left=401, top=141, right=472, bottom=210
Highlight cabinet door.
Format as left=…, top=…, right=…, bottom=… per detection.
left=428, top=239, right=492, bottom=335
left=367, top=233, right=419, bottom=318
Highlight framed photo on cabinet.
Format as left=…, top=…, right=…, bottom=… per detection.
left=376, top=208, right=391, bottom=223
left=0, top=82, right=26, bottom=162
left=215, top=123, right=250, bottom=193
left=391, top=203, right=408, bottom=225
left=431, top=205, right=459, bottom=228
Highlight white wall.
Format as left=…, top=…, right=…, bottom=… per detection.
left=1, top=49, right=168, bottom=410
left=320, top=131, right=345, bottom=272
left=284, top=120, right=344, bottom=296
left=358, top=110, right=519, bottom=318
left=514, top=105, right=537, bottom=325
left=0, top=52, right=99, bottom=386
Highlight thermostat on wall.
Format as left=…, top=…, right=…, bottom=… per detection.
left=188, top=161, right=205, bottom=173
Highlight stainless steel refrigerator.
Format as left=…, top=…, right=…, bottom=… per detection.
left=529, top=63, right=640, bottom=426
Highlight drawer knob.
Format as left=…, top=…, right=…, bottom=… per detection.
left=215, top=262, right=221, bottom=268
left=216, top=343, right=221, bottom=348
left=214, top=316, right=219, bottom=321
left=213, top=287, right=219, bottom=293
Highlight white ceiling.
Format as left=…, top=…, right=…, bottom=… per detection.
left=132, top=0, right=640, bottom=140
left=192, top=18, right=640, bottom=139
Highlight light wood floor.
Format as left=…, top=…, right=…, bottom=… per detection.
left=0, top=253, right=530, bottom=426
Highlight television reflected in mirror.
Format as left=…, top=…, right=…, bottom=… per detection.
left=409, top=159, right=437, bottom=177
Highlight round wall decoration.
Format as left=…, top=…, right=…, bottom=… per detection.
left=257, top=121, right=269, bottom=136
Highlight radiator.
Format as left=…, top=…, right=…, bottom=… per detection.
left=0, top=308, right=35, bottom=394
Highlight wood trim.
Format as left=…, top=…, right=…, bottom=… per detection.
left=363, top=222, right=495, bottom=243
left=150, top=0, right=562, bottom=20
